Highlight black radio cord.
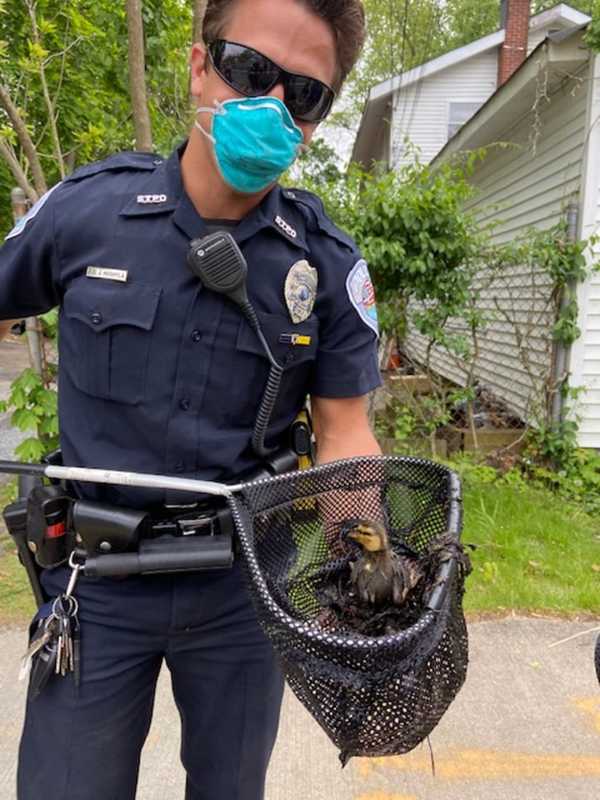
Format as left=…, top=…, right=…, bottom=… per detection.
left=240, top=304, right=284, bottom=459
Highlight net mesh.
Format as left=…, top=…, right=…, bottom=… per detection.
left=228, top=456, right=469, bottom=763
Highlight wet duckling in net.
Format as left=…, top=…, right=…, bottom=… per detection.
left=317, top=520, right=472, bottom=637
left=347, top=520, right=423, bottom=607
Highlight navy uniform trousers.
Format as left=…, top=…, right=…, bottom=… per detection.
left=18, top=561, right=285, bottom=800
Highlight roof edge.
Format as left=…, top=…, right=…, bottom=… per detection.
left=369, top=29, right=504, bottom=103
left=431, top=27, right=589, bottom=167
left=367, top=3, right=591, bottom=105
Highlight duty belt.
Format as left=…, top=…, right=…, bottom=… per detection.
left=148, top=503, right=230, bottom=539
left=71, top=499, right=236, bottom=578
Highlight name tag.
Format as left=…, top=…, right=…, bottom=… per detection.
left=86, top=267, right=128, bottom=283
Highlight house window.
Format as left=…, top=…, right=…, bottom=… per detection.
left=447, top=102, right=483, bottom=140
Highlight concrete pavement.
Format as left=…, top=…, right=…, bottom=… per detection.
left=0, top=336, right=29, bottom=461
left=1, top=616, right=599, bottom=799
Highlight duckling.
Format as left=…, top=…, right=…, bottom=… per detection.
left=347, top=520, right=423, bottom=607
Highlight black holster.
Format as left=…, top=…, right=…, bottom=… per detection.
left=3, top=475, right=47, bottom=607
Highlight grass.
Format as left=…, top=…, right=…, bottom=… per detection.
left=0, top=472, right=598, bottom=625
left=461, top=477, right=600, bottom=617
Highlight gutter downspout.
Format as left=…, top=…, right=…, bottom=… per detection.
left=551, top=201, right=579, bottom=425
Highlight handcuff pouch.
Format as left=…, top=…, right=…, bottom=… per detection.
left=72, top=500, right=152, bottom=555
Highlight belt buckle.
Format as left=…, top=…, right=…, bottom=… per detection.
left=177, top=515, right=216, bottom=537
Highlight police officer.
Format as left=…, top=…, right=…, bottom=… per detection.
left=0, top=1, right=381, bottom=797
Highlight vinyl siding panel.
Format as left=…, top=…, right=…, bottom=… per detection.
left=404, top=61, right=589, bottom=422
left=390, top=51, right=498, bottom=168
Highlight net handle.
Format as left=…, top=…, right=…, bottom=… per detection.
left=45, top=466, right=243, bottom=497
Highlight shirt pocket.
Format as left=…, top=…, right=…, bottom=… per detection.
left=61, top=281, right=162, bottom=405
left=235, top=310, right=319, bottom=423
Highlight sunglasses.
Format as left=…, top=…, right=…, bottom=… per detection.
left=207, top=39, right=336, bottom=123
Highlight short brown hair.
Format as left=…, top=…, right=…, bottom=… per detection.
left=202, top=0, right=366, bottom=93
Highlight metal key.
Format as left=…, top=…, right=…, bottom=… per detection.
left=52, top=560, right=81, bottom=676
left=25, top=554, right=82, bottom=697
left=19, top=623, right=53, bottom=682
left=28, top=616, right=60, bottom=699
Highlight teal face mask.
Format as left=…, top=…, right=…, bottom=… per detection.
left=195, top=96, right=305, bottom=194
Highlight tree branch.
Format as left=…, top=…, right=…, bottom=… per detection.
left=125, top=0, right=153, bottom=153
left=0, top=83, right=47, bottom=196
left=0, top=136, right=38, bottom=203
left=25, top=0, right=66, bottom=178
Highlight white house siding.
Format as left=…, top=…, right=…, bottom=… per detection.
left=404, top=60, right=590, bottom=423
left=390, top=51, right=498, bottom=168
left=569, top=53, right=600, bottom=448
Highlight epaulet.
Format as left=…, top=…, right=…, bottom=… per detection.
left=282, top=187, right=356, bottom=252
left=64, top=151, right=163, bottom=184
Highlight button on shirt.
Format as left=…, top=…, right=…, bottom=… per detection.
left=0, top=146, right=381, bottom=507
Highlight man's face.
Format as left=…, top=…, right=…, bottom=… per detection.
left=190, top=0, right=338, bottom=144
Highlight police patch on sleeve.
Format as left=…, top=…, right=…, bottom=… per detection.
left=5, top=183, right=61, bottom=241
left=346, top=259, right=379, bottom=336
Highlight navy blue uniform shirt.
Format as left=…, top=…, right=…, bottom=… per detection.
left=0, top=146, right=381, bottom=507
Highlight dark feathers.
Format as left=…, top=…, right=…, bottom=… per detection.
left=316, top=524, right=472, bottom=637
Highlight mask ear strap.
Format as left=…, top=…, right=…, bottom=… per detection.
left=195, top=118, right=216, bottom=145
left=194, top=101, right=226, bottom=144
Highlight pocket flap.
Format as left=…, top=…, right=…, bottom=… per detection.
left=64, top=281, right=161, bottom=333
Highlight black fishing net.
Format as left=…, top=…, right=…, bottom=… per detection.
left=228, top=456, right=470, bottom=764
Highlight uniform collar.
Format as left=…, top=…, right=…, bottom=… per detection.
left=254, top=186, right=309, bottom=251
left=118, top=153, right=178, bottom=218
left=120, top=143, right=308, bottom=251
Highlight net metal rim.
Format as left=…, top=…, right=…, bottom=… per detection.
left=230, top=455, right=463, bottom=653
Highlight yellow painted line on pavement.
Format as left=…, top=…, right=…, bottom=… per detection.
left=355, top=749, right=600, bottom=781
left=355, top=794, right=417, bottom=800
left=572, top=696, right=600, bottom=733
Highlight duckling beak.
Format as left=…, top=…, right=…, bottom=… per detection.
left=347, top=527, right=385, bottom=552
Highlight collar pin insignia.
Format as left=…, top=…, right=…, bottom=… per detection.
left=137, top=194, right=168, bottom=205
left=275, top=215, right=297, bottom=239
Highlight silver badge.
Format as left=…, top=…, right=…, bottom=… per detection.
left=285, top=260, right=318, bottom=323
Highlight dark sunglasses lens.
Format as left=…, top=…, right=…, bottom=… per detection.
left=285, top=76, right=333, bottom=122
left=210, top=40, right=334, bottom=122
left=212, top=41, right=278, bottom=96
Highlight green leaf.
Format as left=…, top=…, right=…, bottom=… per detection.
left=15, top=438, right=45, bottom=463
left=11, top=408, right=40, bottom=431
left=38, top=416, right=59, bottom=435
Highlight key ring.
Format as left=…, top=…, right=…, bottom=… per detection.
left=50, top=594, right=79, bottom=620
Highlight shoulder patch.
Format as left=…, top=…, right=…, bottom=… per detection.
left=64, top=151, right=162, bottom=184
left=5, top=183, right=61, bottom=241
left=346, top=259, right=379, bottom=337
